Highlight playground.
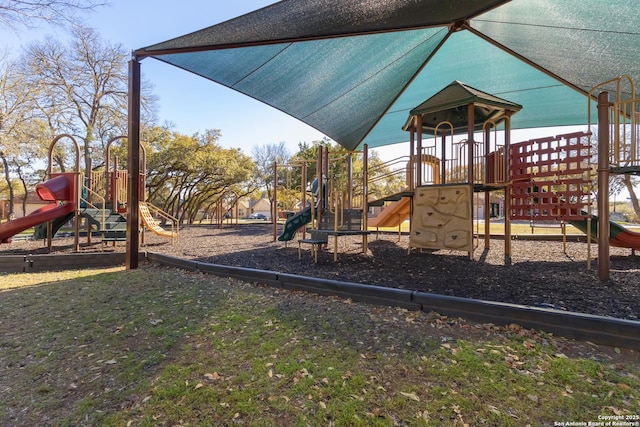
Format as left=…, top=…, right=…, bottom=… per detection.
left=2, top=221, right=638, bottom=321
left=0, top=1, right=637, bottom=337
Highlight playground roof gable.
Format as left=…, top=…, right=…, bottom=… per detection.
left=405, top=80, right=523, bottom=135
left=135, top=0, right=640, bottom=151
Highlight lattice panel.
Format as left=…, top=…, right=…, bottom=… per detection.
left=508, top=132, right=591, bottom=221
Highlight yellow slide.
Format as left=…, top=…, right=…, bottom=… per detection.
left=139, top=203, right=177, bottom=238
left=368, top=197, right=411, bottom=228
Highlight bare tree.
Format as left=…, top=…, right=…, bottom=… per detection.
left=0, top=50, right=43, bottom=218
left=23, top=25, right=157, bottom=174
left=0, top=0, right=106, bottom=31
left=252, top=141, right=290, bottom=207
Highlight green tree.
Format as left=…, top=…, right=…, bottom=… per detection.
left=145, top=127, right=255, bottom=223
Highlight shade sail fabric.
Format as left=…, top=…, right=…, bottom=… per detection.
left=137, top=0, right=640, bottom=151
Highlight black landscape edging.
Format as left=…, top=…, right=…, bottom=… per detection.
left=197, top=262, right=281, bottom=287
left=0, top=252, right=128, bottom=273
left=145, top=252, right=640, bottom=351
left=412, top=292, right=640, bottom=350
left=278, top=272, right=420, bottom=310
left=0, top=255, right=28, bottom=273
left=146, top=252, right=199, bottom=271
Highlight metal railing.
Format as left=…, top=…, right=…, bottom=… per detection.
left=589, top=75, right=639, bottom=170
left=80, top=184, right=107, bottom=231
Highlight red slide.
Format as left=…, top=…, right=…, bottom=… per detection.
left=0, top=174, right=76, bottom=243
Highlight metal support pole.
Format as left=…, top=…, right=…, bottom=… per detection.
left=597, top=91, right=611, bottom=281
left=346, top=152, right=353, bottom=209
left=483, top=125, right=491, bottom=248
left=126, top=58, right=141, bottom=269
left=302, top=162, right=307, bottom=239
left=273, top=161, right=278, bottom=241
left=363, top=144, right=369, bottom=254
left=409, top=126, right=415, bottom=190
left=467, top=104, right=475, bottom=259
left=85, top=157, right=92, bottom=245
left=504, top=112, right=512, bottom=259
left=416, top=114, right=423, bottom=186
left=409, top=128, right=415, bottom=237
left=316, top=146, right=323, bottom=226
left=441, top=132, right=447, bottom=185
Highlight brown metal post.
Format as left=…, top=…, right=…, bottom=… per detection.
left=597, top=91, right=611, bottom=281
left=467, top=104, right=475, bottom=259
left=504, top=112, right=512, bottom=259
left=467, top=104, right=475, bottom=186
left=324, top=146, right=329, bottom=182
left=273, top=161, right=277, bottom=241
left=440, top=132, right=447, bottom=185
left=408, top=127, right=415, bottom=238
left=346, top=152, right=353, bottom=209
left=85, top=157, right=92, bottom=245
left=301, top=161, right=307, bottom=239
left=416, top=114, right=423, bottom=186
left=126, top=58, right=141, bottom=269
left=409, top=126, right=415, bottom=190
left=483, top=125, right=491, bottom=248
left=363, top=144, right=369, bottom=254
left=317, top=146, right=323, bottom=225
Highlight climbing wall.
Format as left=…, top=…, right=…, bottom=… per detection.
left=509, top=132, right=591, bottom=221
left=410, top=184, right=472, bottom=252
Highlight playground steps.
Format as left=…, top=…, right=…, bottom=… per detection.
left=81, top=207, right=127, bottom=241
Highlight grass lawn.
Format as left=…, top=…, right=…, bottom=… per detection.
left=0, top=266, right=638, bottom=426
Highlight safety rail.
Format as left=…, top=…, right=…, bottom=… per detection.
left=89, top=169, right=129, bottom=208
left=589, top=75, right=640, bottom=172
left=418, top=138, right=505, bottom=187
left=90, top=171, right=107, bottom=199
left=610, top=97, right=640, bottom=170
left=417, top=144, right=440, bottom=186
left=80, top=185, right=106, bottom=230
left=367, top=155, right=410, bottom=202
left=112, top=170, right=128, bottom=208
left=413, top=119, right=509, bottom=187
left=142, top=202, right=180, bottom=240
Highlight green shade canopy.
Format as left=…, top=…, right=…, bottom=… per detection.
left=135, top=0, right=639, bottom=151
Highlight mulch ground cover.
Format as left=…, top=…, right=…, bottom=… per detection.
left=3, top=223, right=639, bottom=321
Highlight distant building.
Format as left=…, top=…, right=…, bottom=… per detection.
left=235, top=199, right=249, bottom=218
left=248, top=198, right=272, bottom=219
left=474, top=194, right=504, bottom=219
left=8, top=192, right=49, bottom=219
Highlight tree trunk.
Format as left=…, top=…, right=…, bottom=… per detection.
left=1, top=154, right=14, bottom=218
left=17, top=166, right=28, bottom=217
left=623, top=175, right=640, bottom=220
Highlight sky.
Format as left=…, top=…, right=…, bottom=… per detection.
left=2, top=0, right=327, bottom=156
left=1, top=0, right=591, bottom=161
